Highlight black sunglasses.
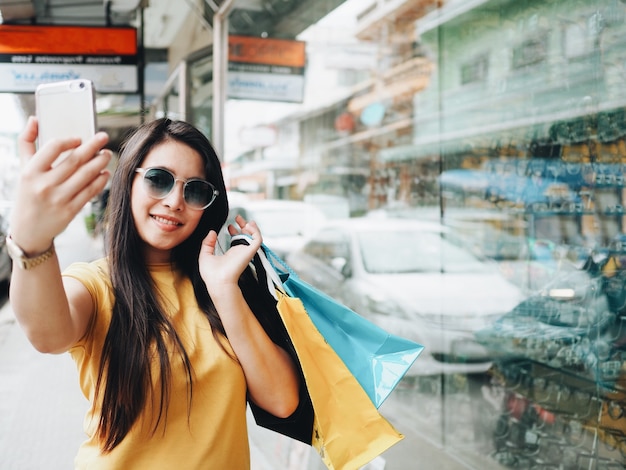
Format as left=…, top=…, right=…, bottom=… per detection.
left=135, top=167, right=219, bottom=210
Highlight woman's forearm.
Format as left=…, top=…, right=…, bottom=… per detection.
left=211, top=284, right=300, bottom=418
left=9, top=251, right=79, bottom=354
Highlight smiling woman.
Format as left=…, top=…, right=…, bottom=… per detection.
left=8, top=117, right=301, bottom=469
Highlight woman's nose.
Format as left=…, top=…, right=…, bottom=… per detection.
left=162, top=181, right=185, bottom=210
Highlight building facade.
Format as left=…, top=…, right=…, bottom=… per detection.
left=226, top=0, right=626, bottom=468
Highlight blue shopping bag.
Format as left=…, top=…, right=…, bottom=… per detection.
left=235, top=235, right=405, bottom=468
left=256, top=241, right=424, bottom=408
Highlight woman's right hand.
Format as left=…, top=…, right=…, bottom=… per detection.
left=9, top=116, right=112, bottom=254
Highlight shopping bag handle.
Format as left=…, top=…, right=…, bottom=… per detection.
left=230, top=234, right=286, bottom=300
left=260, top=243, right=298, bottom=278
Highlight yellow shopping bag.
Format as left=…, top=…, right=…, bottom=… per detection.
left=234, top=235, right=404, bottom=469
left=275, top=291, right=403, bottom=470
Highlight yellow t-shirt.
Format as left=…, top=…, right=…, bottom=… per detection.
left=63, top=258, right=250, bottom=469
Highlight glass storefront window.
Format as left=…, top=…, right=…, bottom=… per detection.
left=151, top=62, right=184, bottom=122
left=188, top=48, right=213, bottom=140
left=160, top=1, right=626, bottom=467
left=151, top=49, right=214, bottom=141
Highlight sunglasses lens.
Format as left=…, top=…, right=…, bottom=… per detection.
left=139, top=168, right=218, bottom=209
left=185, top=180, right=216, bottom=209
left=143, top=168, right=175, bottom=198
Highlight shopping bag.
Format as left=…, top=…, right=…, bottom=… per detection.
left=258, top=243, right=424, bottom=408
left=276, top=290, right=404, bottom=470
left=233, top=236, right=404, bottom=469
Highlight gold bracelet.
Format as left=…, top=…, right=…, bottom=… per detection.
left=6, top=235, right=56, bottom=270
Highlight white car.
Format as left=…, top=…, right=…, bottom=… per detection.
left=225, top=199, right=327, bottom=258
left=285, top=217, right=526, bottom=376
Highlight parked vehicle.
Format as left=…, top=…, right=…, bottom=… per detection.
left=475, top=245, right=619, bottom=388
left=0, top=213, right=12, bottom=288
left=224, top=199, right=327, bottom=258
left=303, top=194, right=350, bottom=219
left=285, top=217, right=525, bottom=376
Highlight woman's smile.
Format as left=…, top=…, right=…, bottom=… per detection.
left=151, top=214, right=183, bottom=229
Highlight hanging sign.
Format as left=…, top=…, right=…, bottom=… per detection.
left=228, top=35, right=306, bottom=103
left=0, top=25, right=138, bottom=93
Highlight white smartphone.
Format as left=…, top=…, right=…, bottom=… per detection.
left=35, top=79, right=97, bottom=165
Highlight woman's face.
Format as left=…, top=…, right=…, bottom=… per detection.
left=131, top=139, right=206, bottom=264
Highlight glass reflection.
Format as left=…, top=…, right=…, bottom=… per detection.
left=218, top=0, right=626, bottom=468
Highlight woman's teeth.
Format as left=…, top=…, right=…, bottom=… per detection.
left=153, top=215, right=180, bottom=226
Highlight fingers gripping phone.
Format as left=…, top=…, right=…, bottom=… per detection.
left=35, top=79, right=97, bottom=165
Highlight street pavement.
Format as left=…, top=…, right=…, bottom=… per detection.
left=0, top=215, right=104, bottom=470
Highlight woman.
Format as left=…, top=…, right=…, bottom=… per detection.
left=9, top=117, right=300, bottom=468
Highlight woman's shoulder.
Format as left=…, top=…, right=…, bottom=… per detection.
left=62, top=257, right=111, bottom=289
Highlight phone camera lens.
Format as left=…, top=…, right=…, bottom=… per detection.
left=79, top=82, right=85, bottom=88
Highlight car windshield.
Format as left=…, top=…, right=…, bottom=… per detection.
left=356, top=230, right=493, bottom=274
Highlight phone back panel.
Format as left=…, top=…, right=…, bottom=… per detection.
left=35, top=79, right=97, bottom=148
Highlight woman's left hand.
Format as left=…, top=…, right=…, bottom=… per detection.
left=199, top=215, right=262, bottom=292
left=199, top=215, right=300, bottom=417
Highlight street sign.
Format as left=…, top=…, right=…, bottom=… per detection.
left=0, top=25, right=138, bottom=93
left=228, top=35, right=306, bottom=103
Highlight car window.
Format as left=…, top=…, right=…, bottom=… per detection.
left=356, top=230, right=493, bottom=274
left=303, top=228, right=350, bottom=267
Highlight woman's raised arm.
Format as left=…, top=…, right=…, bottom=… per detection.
left=9, top=116, right=111, bottom=353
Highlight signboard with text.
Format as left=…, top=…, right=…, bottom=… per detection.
left=228, top=35, right=306, bottom=103
left=0, top=25, right=138, bottom=93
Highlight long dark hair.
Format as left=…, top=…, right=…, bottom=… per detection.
left=96, top=118, right=229, bottom=451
